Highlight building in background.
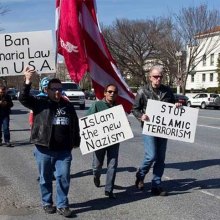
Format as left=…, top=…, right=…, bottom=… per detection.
left=186, top=26, right=220, bottom=91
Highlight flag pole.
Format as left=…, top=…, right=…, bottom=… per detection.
left=55, top=0, right=62, bottom=78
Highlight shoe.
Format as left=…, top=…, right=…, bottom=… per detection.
left=105, top=191, right=116, bottom=199
left=94, top=176, right=100, bottom=187
left=56, top=207, right=72, bottom=217
left=5, top=142, right=14, bottom=147
left=135, top=171, right=144, bottom=190
left=43, top=205, right=56, bottom=214
left=151, top=187, right=168, bottom=196
left=135, top=178, right=144, bottom=190
left=0, top=142, right=2, bottom=146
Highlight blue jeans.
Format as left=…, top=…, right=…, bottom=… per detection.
left=34, top=145, right=72, bottom=208
left=0, top=115, right=10, bottom=143
left=137, top=135, right=167, bottom=187
left=92, top=144, right=119, bottom=192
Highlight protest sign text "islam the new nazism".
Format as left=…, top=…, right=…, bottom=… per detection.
left=79, top=105, right=133, bottom=155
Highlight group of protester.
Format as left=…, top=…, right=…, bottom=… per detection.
left=0, top=65, right=181, bottom=217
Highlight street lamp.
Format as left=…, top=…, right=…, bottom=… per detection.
left=175, top=51, right=182, bottom=94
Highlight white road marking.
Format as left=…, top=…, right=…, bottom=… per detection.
left=200, top=190, right=220, bottom=200
left=199, top=116, right=220, bottom=120
left=164, top=176, right=220, bottom=200
left=197, top=124, right=220, bottom=130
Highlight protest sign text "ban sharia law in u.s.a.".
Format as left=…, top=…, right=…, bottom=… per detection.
left=143, top=100, right=199, bottom=143
left=79, top=105, right=134, bottom=155
left=0, top=30, right=56, bottom=76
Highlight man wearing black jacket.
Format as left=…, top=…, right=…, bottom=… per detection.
left=19, top=67, right=80, bottom=217
left=0, top=86, right=13, bottom=147
left=132, top=65, right=181, bottom=196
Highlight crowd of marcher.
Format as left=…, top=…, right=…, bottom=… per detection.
left=0, top=65, right=181, bottom=217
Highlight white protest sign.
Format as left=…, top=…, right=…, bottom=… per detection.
left=0, top=30, right=56, bottom=75
left=79, top=105, right=134, bottom=155
left=142, top=100, right=199, bottom=143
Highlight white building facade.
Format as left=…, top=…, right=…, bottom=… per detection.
left=186, top=27, right=220, bottom=90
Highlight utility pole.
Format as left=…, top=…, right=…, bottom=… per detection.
left=175, top=51, right=182, bottom=94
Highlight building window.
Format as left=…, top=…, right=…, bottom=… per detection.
left=203, top=54, right=206, bottom=66
left=191, top=74, right=194, bottom=82
left=210, top=54, right=214, bottom=66
left=202, top=73, right=206, bottom=82
left=210, top=73, right=213, bottom=82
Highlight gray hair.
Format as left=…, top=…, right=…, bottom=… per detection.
left=149, top=65, right=164, bottom=75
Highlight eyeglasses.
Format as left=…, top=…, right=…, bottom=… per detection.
left=107, top=90, right=118, bottom=94
left=49, top=88, right=62, bottom=92
left=151, top=75, right=163, bottom=79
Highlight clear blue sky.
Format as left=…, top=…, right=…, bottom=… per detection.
left=0, top=0, right=219, bottom=35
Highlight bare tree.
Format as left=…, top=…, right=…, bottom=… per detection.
left=102, top=4, right=220, bottom=92
left=151, top=18, right=184, bottom=87
left=173, top=4, right=220, bottom=94
left=103, top=19, right=160, bottom=86
left=102, top=18, right=182, bottom=87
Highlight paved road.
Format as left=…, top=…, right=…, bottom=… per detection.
left=0, top=101, right=219, bottom=220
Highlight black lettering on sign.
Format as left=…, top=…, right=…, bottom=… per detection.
left=28, top=48, right=50, bottom=59
left=147, top=123, right=191, bottom=139
left=85, top=132, right=125, bottom=151
left=81, top=113, right=114, bottom=129
left=103, top=121, right=121, bottom=133
left=14, top=62, right=24, bottom=73
left=5, top=35, right=29, bottom=46
left=161, top=104, right=166, bottom=113
left=0, top=67, right=9, bottom=75
left=40, top=60, right=51, bottom=71
left=0, top=51, right=25, bottom=61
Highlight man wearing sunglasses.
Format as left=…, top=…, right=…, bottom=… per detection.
left=87, top=84, right=119, bottom=199
left=19, top=67, right=80, bottom=217
left=132, top=65, right=180, bottom=196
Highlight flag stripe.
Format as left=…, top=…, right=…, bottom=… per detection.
left=56, top=0, right=134, bottom=112
left=88, top=57, right=134, bottom=103
left=81, top=3, right=108, bottom=58
left=84, top=31, right=134, bottom=102
left=83, top=20, right=134, bottom=101
left=83, top=1, right=134, bottom=97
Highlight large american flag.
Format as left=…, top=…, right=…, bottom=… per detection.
left=56, top=0, right=134, bottom=113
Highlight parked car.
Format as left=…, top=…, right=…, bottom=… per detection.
left=61, top=82, right=85, bottom=110
left=174, top=94, right=189, bottom=106
left=84, top=91, right=96, bottom=100
left=213, top=95, right=220, bottom=109
left=6, top=88, right=18, bottom=100
left=187, top=93, right=220, bottom=109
